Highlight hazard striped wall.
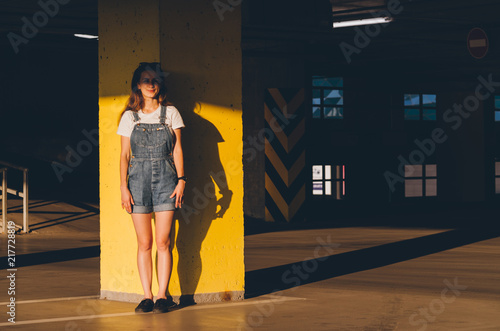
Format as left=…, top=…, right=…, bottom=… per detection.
left=265, top=88, right=306, bottom=222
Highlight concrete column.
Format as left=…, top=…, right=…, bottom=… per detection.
left=98, top=0, right=244, bottom=303
left=438, top=91, right=485, bottom=202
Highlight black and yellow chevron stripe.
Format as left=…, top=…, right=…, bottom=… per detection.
left=265, top=88, right=306, bottom=222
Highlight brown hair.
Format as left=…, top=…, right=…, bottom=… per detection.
left=119, top=62, right=172, bottom=120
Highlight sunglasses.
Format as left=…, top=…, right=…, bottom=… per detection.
left=139, top=62, right=160, bottom=67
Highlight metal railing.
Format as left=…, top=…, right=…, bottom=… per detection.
left=0, top=161, right=29, bottom=233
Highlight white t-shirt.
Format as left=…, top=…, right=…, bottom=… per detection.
left=117, top=105, right=185, bottom=137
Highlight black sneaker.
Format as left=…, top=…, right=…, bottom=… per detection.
left=135, top=298, right=154, bottom=313
left=153, top=298, right=170, bottom=314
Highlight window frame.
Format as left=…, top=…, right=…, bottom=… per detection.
left=495, top=160, right=500, bottom=194
left=404, top=93, right=437, bottom=121
left=312, top=164, right=345, bottom=200
left=312, top=76, right=344, bottom=120
left=404, top=163, right=437, bottom=198
left=494, top=95, right=500, bottom=122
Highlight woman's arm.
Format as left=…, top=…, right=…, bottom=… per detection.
left=120, top=136, right=134, bottom=213
left=170, top=128, right=185, bottom=208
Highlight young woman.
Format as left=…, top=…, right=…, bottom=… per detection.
left=117, top=62, right=186, bottom=314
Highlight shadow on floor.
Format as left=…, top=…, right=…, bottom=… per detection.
left=0, top=245, right=100, bottom=270
left=244, top=203, right=500, bottom=236
left=245, top=227, right=500, bottom=298
left=5, top=199, right=99, bottom=231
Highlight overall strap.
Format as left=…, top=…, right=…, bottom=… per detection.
left=132, top=111, right=140, bottom=123
left=159, top=106, right=167, bottom=125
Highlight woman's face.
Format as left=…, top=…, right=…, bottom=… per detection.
left=137, top=70, right=160, bottom=98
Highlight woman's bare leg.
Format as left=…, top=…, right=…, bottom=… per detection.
left=155, top=210, right=175, bottom=299
left=132, top=213, right=154, bottom=299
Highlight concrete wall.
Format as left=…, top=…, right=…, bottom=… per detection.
left=98, top=0, right=244, bottom=303
left=242, top=57, right=306, bottom=220
left=438, top=91, right=485, bottom=202
left=158, top=0, right=244, bottom=302
left=240, top=0, right=329, bottom=221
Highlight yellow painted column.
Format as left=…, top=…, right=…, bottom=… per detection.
left=159, top=0, right=244, bottom=302
left=98, top=0, right=244, bottom=303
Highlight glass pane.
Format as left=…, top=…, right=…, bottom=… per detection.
left=312, top=76, right=343, bottom=88
left=325, top=165, right=331, bottom=180
left=496, top=178, right=500, bottom=194
left=312, top=89, right=321, bottom=105
left=325, top=181, right=331, bottom=195
left=312, top=106, right=321, bottom=119
left=495, top=95, right=500, bottom=109
left=312, top=76, right=324, bottom=87
left=336, top=165, right=345, bottom=180
left=329, top=77, right=343, bottom=88
left=404, top=94, right=420, bottom=106
left=426, top=164, right=437, bottom=177
left=324, top=89, right=343, bottom=106
left=495, top=162, right=500, bottom=176
left=312, top=165, right=323, bottom=180
left=336, top=181, right=345, bottom=200
left=405, top=164, right=422, bottom=178
left=425, top=179, right=437, bottom=196
left=423, top=108, right=436, bottom=121
left=495, top=111, right=500, bottom=122
left=405, top=179, right=422, bottom=197
left=422, top=94, right=437, bottom=107
left=313, top=181, right=323, bottom=195
left=324, top=107, right=343, bottom=119
left=404, top=108, right=420, bottom=120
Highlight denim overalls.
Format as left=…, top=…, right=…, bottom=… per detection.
left=128, top=106, right=177, bottom=213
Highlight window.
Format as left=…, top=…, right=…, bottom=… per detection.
left=312, top=164, right=345, bottom=199
left=404, top=164, right=437, bottom=197
left=312, top=76, right=343, bottom=119
left=404, top=93, right=436, bottom=121
left=495, top=161, right=500, bottom=194
left=495, top=96, right=500, bottom=121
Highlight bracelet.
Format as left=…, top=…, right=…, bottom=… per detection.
left=177, top=176, right=187, bottom=182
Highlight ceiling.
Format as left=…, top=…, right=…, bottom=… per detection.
left=2, top=0, right=499, bottom=38
left=331, top=0, right=387, bottom=18
left=240, top=0, right=500, bottom=78
left=327, top=0, right=500, bottom=75
left=1, top=0, right=499, bottom=77
left=0, top=0, right=97, bottom=36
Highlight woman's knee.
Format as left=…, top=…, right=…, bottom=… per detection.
left=156, top=237, right=171, bottom=252
left=137, top=237, right=153, bottom=251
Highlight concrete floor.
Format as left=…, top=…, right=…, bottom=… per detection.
left=1, top=199, right=499, bottom=330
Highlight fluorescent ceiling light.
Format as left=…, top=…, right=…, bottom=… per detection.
left=333, top=17, right=393, bottom=28
left=74, top=34, right=99, bottom=39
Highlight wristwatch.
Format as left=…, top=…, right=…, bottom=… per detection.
left=177, top=176, right=187, bottom=182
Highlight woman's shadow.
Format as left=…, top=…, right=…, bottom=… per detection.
left=157, top=80, right=233, bottom=307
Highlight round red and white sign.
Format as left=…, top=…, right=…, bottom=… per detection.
left=467, top=28, right=488, bottom=59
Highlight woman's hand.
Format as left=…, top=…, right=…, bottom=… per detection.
left=119, top=136, right=133, bottom=213
left=170, top=180, right=185, bottom=208
left=170, top=128, right=185, bottom=209
left=121, top=186, right=135, bottom=213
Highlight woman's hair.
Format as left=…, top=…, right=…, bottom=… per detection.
left=121, top=62, right=172, bottom=117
